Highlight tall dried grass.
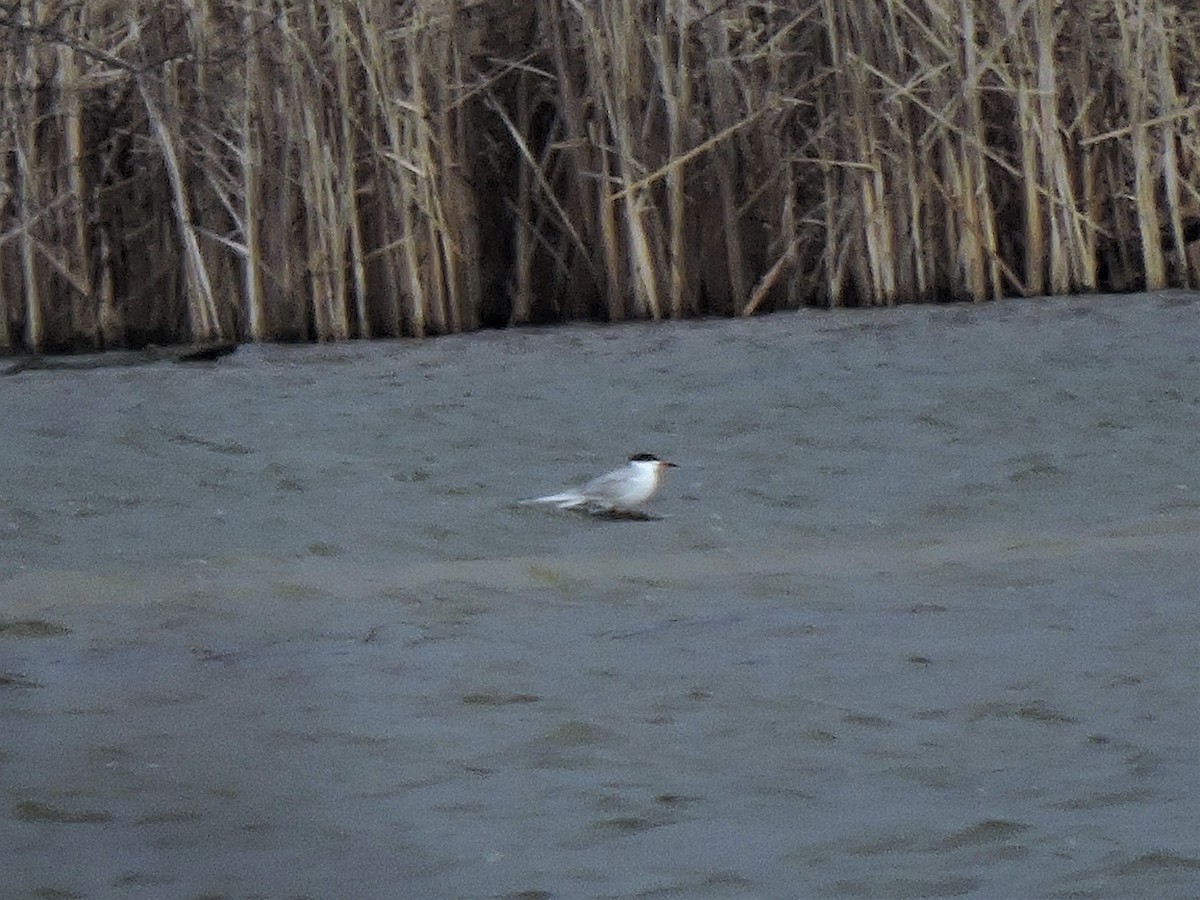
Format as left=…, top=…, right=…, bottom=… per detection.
left=1, top=0, right=1197, bottom=350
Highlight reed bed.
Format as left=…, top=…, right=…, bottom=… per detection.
left=1, top=0, right=1197, bottom=351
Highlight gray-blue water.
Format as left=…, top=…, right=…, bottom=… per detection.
left=2, top=292, right=1198, bottom=898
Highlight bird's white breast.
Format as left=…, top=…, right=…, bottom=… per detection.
left=624, top=461, right=661, bottom=503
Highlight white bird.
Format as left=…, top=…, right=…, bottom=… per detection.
left=521, top=453, right=678, bottom=514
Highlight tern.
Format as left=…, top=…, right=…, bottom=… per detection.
left=521, top=453, right=678, bottom=514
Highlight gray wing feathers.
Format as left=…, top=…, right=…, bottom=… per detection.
left=521, top=466, right=625, bottom=509
left=578, top=469, right=628, bottom=503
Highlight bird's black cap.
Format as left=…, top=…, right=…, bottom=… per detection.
left=628, top=452, right=677, bottom=467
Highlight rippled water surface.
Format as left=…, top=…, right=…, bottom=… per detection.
left=2, top=293, right=1199, bottom=898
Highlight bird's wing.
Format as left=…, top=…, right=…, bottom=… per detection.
left=578, top=467, right=629, bottom=503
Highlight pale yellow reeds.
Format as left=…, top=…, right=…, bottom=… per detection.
left=0, top=0, right=1197, bottom=351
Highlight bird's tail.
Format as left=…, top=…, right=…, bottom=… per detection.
left=519, top=491, right=587, bottom=509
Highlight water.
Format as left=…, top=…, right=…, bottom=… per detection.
left=1, top=293, right=1198, bottom=898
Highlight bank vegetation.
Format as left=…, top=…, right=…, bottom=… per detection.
left=1, top=0, right=1198, bottom=351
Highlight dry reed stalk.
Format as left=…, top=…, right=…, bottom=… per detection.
left=387, top=1, right=486, bottom=336
left=274, top=82, right=306, bottom=340
left=545, top=0, right=613, bottom=319
left=705, top=13, right=748, bottom=315
left=1118, top=0, right=1167, bottom=290
left=818, top=0, right=849, bottom=306
left=188, top=0, right=239, bottom=339
left=511, top=70, right=536, bottom=324
left=545, top=114, right=595, bottom=317
left=287, top=2, right=349, bottom=341
left=876, top=2, right=916, bottom=302
left=571, top=0, right=627, bottom=319
left=0, top=65, right=9, bottom=349
left=853, top=2, right=895, bottom=304
left=441, top=0, right=484, bottom=333
left=1036, top=1, right=1070, bottom=294
left=744, top=192, right=799, bottom=316
left=486, top=81, right=590, bottom=319
left=404, top=10, right=444, bottom=336
left=959, top=0, right=1002, bottom=300
left=1005, top=1, right=1045, bottom=298
left=423, top=8, right=456, bottom=334
left=332, top=2, right=370, bottom=340
left=591, top=0, right=664, bottom=320
left=87, top=7, right=127, bottom=345
left=1046, top=2, right=1094, bottom=292
left=1060, top=14, right=1100, bottom=292
left=355, top=0, right=409, bottom=336
left=11, top=0, right=44, bottom=350
left=55, top=9, right=95, bottom=343
left=139, top=44, right=221, bottom=342
left=657, top=2, right=691, bottom=318
left=393, top=0, right=483, bottom=336
left=240, top=3, right=265, bottom=341
left=1149, top=3, right=1192, bottom=285
left=594, top=117, right=626, bottom=320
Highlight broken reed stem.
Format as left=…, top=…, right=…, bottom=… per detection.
left=0, top=0, right=1198, bottom=351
